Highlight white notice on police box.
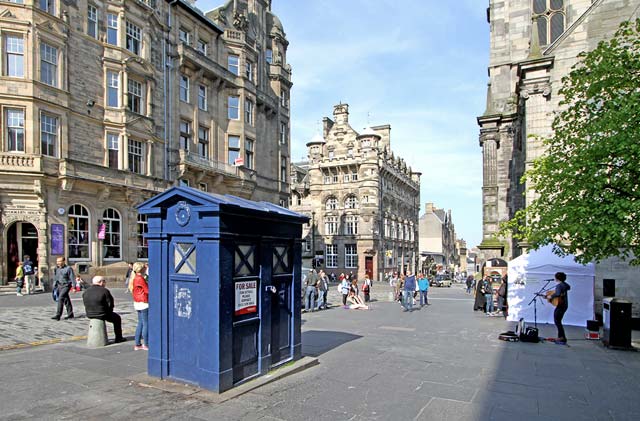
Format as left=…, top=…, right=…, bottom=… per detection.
left=235, top=280, right=257, bottom=315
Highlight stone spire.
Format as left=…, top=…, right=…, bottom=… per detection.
left=529, top=17, right=542, bottom=59
left=483, top=83, right=495, bottom=116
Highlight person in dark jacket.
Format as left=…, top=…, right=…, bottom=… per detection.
left=52, top=257, right=74, bottom=320
left=83, top=276, right=125, bottom=343
left=548, top=272, right=571, bottom=344
left=473, top=277, right=486, bottom=311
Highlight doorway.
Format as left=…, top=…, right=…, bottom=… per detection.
left=6, top=222, right=39, bottom=283
left=365, top=256, right=373, bottom=280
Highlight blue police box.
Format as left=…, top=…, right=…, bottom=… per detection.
left=137, top=186, right=307, bottom=392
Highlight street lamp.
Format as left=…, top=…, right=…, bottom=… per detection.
left=311, top=211, right=316, bottom=267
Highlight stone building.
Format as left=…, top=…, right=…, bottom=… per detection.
left=0, top=0, right=290, bottom=287
left=477, top=0, right=640, bottom=262
left=418, top=203, right=458, bottom=274
left=290, top=103, right=421, bottom=281
left=477, top=0, right=640, bottom=316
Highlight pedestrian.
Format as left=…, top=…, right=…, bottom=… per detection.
left=124, top=262, right=134, bottom=290
left=482, top=277, right=494, bottom=314
left=131, top=262, right=149, bottom=350
left=23, top=254, right=35, bottom=294
left=396, top=274, right=405, bottom=304
left=361, top=274, right=372, bottom=303
left=547, top=272, right=571, bottom=344
left=316, top=270, right=329, bottom=310
left=466, top=275, right=473, bottom=294
left=496, top=276, right=507, bottom=317
left=350, top=278, right=359, bottom=299
left=303, top=269, right=318, bottom=312
left=15, top=261, right=24, bottom=296
left=51, top=257, right=75, bottom=320
left=83, top=276, right=126, bottom=343
left=73, top=275, right=85, bottom=292
left=340, top=275, right=350, bottom=306
left=418, top=272, right=429, bottom=306
left=403, top=272, right=416, bottom=312
left=473, top=277, right=486, bottom=311
left=389, top=271, right=398, bottom=301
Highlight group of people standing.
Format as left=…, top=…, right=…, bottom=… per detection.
left=46, top=257, right=150, bottom=351
left=303, top=269, right=330, bottom=312
left=473, top=275, right=507, bottom=316
left=388, top=271, right=430, bottom=312
left=303, top=269, right=374, bottom=311
left=14, top=254, right=36, bottom=296
left=338, top=272, right=371, bottom=310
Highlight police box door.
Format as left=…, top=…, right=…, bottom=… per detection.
left=168, top=238, right=200, bottom=383
left=232, top=243, right=261, bottom=384
left=270, top=244, right=293, bottom=367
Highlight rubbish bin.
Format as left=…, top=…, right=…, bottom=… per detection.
left=602, top=298, right=632, bottom=348
left=137, top=186, right=308, bottom=393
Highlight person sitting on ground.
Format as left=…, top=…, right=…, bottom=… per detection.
left=346, top=290, right=369, bottom=310
left=83, top=276, right=126, bottom=343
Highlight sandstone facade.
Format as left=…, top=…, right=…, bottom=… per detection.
left=290, top=104, right=420, bottom=281
left=0, top=0, right=290, bottom=285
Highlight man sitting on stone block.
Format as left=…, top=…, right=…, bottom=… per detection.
left=83, top=276, right=126, bottom=343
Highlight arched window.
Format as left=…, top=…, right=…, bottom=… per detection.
left=137, top=214, right=148, bottom=259
left=326, top=196, right=338, bottom=210
left=533, top=0, right=564, bottom=46
left=345, top=195, right=358, bottom=209
left=103, top=208, right=121, bottom=260
left=68, top=204, right=90, bottom=259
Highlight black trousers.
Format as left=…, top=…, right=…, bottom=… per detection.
left=554, top=305, right=568, bottom=340
left=55, top=285, right=74, bottom=318
left=94, top=312, right=123, bottom=340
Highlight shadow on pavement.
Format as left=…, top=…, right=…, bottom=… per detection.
left=301, top=330, right=361, bottom=357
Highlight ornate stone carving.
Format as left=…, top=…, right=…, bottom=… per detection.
left=1, top=209, right=44, bottom=228
left=233, top=12, right=248, bottom=32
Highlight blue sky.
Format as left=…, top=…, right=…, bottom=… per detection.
left=200, top=1, right=489, bottom=248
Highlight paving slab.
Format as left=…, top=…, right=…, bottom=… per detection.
left=1, top=284, right=639, bottom=420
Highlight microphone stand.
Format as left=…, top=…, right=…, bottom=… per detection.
left=527, top=279, right=553, bottom=329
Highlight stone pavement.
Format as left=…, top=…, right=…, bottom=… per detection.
left=0, top=288, right=138, bottom=350
left=1, top=283, right=639, bottom=420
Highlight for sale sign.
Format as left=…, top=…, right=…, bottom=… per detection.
left=235, top=280, right=257, bottom=315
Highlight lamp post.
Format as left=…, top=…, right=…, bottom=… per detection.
left=311, top=211, right=316, bottom=267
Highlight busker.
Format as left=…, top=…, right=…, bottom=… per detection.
left=547, top=272, right=571, bottom=344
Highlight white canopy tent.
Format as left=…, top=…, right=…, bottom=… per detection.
left=507, top=245, right=595, bottom=327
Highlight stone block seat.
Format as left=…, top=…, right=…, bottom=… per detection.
left=87, top=319, right=108, bottom=348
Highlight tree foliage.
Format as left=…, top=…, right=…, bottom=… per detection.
left=502, top=19, right=640, bottom=264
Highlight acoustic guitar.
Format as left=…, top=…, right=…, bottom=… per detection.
left=545, top=290, right=563, bottom=307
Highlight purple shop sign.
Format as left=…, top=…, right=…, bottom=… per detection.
left=51, top=224, right=64, bottom=255
left=98, top=223, right=106, bottom=240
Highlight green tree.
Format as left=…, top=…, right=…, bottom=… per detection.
left=503, top=19, right=640, bottom=264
